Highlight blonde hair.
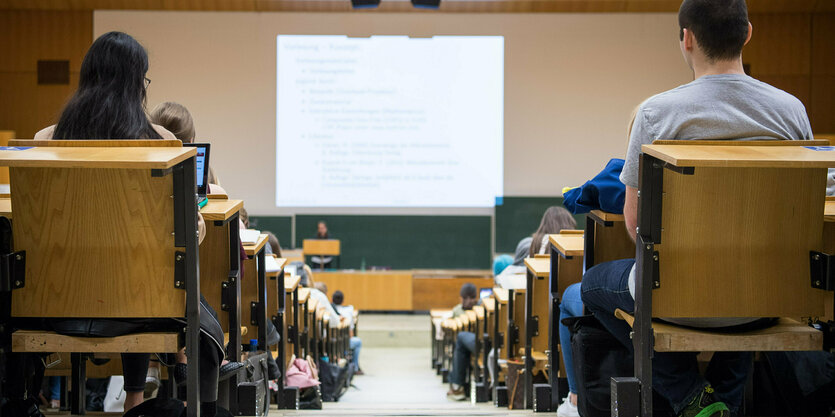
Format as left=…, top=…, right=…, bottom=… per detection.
left=150, top=102, right=195, bottom=143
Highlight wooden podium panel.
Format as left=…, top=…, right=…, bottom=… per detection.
left=302, top=239, right=341, bottom=256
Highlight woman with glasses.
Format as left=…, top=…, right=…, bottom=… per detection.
left=30, top=31, right=225, bottom=417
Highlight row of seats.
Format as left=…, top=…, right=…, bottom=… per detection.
left=0, top=139, right=355, bottom=415
left=432, top=140, right=835, bottom=415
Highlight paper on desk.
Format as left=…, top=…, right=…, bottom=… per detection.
left=264, top=255, right=281, bottom=273
left=240, top=229, right=261, bottom=245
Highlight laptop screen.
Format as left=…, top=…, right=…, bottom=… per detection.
left=184, top=143, right=210, bottom=196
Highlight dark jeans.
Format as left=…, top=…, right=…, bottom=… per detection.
left=580, top=259, right=751, bottom=414
left=450, top=331, right=475, bottom=386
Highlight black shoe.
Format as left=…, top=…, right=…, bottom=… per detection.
left=2, top=398, right=45, bottom=417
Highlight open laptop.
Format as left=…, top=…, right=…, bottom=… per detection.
left=184, top=143, right=211, bottom=208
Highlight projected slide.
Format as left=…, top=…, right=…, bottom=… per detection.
left=276, top=35, right=504, bottom=207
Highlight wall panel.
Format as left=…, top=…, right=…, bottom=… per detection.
left=0, top=10, right=91, bottom=137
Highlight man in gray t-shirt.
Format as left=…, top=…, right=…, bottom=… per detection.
left=579, top=1, right=814, bottom=417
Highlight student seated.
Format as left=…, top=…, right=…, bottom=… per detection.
left=311, top=282, right=343, bottom=329
left=580, top=2, right=813, bottom=417
left=331, top=290, right=362, bottom=375
left=265, top=231, right=281, bottom=256
left=445, top=283, right=479, bottom=401
left=30, top=31, right=226, bottom=417
left=150, top=101, right=222, bottom=191
left=495, top=206, right=577, bottom=287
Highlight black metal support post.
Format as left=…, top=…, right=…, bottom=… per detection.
left=175, top=157, right=202, bottom=417
left=70, top=353, right=86, bottom=415
left=256, top=248, right=268, bottom=350
left=548, top=245, right=561, bottom=411
left=275, top=268, right=288, bottom=409
left=225, top=213, right=241, bottom=415
left=292, top=288, right=300, bottom=358
left=633, top=153, right=665, bottom=417
left=523, top=270, right=534, bottom=410
left=584, top=215, right=596, bottom=271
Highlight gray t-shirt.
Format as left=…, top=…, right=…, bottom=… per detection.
left=621, top=73, right=812, bottom=189
left=620, top=73, right=813, bottom=328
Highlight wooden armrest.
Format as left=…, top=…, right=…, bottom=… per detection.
left=613, top=310, right=821, bottom=352
left=13, top=331, right=179, bottom=353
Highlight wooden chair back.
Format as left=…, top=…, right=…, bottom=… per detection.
left=9, top=139, right=182, bottom=148
left=648, top=141, right=830, bottom=318
left=7, top=143, right=192, bottom=318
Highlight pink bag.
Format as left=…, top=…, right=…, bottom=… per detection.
left=284, top=357, right=320, bottom=389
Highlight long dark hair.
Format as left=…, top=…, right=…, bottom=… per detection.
left=530, top=206, right=577, bottom=256
left=53, top=31, right=161, bottom=140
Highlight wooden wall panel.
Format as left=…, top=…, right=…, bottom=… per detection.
left=412, top=277, right=495, bottom=311
left=745, top=13, right=811, bottom=112
left=0, top=10, right=90, bottom=138
left=0, top=0, right=830, bottom=13
left=811, top=13, right=835, bottom=133
left=315, top=271, right=413, bottom=311
left=746, top=14, right=810, bottom=76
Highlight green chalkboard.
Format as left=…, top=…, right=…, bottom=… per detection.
left=494, top=197, right=585, bottom=253
left=248, top=216, right=292, bottom=252
left=295, top=215, right=491, bottom=269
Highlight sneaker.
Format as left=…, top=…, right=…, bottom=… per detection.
left=49, top=399, right=60, bottom=410
left=144, top=366, right=161, bottom=399
left=446, top=384, right=467, bottom=401
left=678, top=386, right=729, bottom=417
left=557, top=396, right=580, bottom=417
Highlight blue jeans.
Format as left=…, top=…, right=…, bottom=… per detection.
left=559, top=283, right=584, bottom=394
left=580, top=259, right=750, bottom=414
left=349, top=336, right=362, bottom=371
left=48, top=376, right=61, bottom=401
left=450, top=331, right=475, bottom=386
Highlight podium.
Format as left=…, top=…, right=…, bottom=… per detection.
left=303, top=239, right=341, bottom=269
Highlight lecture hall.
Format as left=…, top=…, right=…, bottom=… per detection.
left=1, top=0, right=834, bottom=416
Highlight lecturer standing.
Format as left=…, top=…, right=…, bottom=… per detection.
left=311, top=221, right=334, bottom=268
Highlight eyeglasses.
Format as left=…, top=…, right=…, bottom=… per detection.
left=144, top=77, right=151, bottom=88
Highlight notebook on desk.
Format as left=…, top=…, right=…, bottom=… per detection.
left=184, top=143, right=210, bottom=208
left=240, top=229, right=261, bottom=245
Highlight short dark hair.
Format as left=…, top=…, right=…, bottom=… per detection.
left=332, top=290, right=344, bottom=305
left=678, top=0, right=749, bottom=61
left=460, top=283, right=477, bottom=299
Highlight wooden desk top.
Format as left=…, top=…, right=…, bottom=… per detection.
left=243, top=233, right=268, bottom=256
left=494, top=287, right=509, bottom=304
left=0, top=147, right=196, bottom=169
left=284, top=275, right=301, bottom=293
left=200, top=199, right=243, bottom=222
left=483, top=297, right=495, bottom=312
left=298, top=288, right=311, bottom=304
left=0, top=198, right=10, bottom=219
left=412, top=269, right=493, bottom=278
left=524, top=257, right=550, bottom=278
left=826, top=199, right=835, bottom=222
left=430, top=309, right=451, bottom=318
left=642, top=144, right=835, bottom=168
left=308, top=296, right=319, bottom=311
left=549, top=234, right=585, bottom=257
left=589, top=210, right=624, bottom=222
left=466, top=310, right=477, bottom=322
left=266, top=257, right=287, bottom=278
left=474, top=305, right=485, bottom=320
left=316, top=269, right=412, bottom=275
